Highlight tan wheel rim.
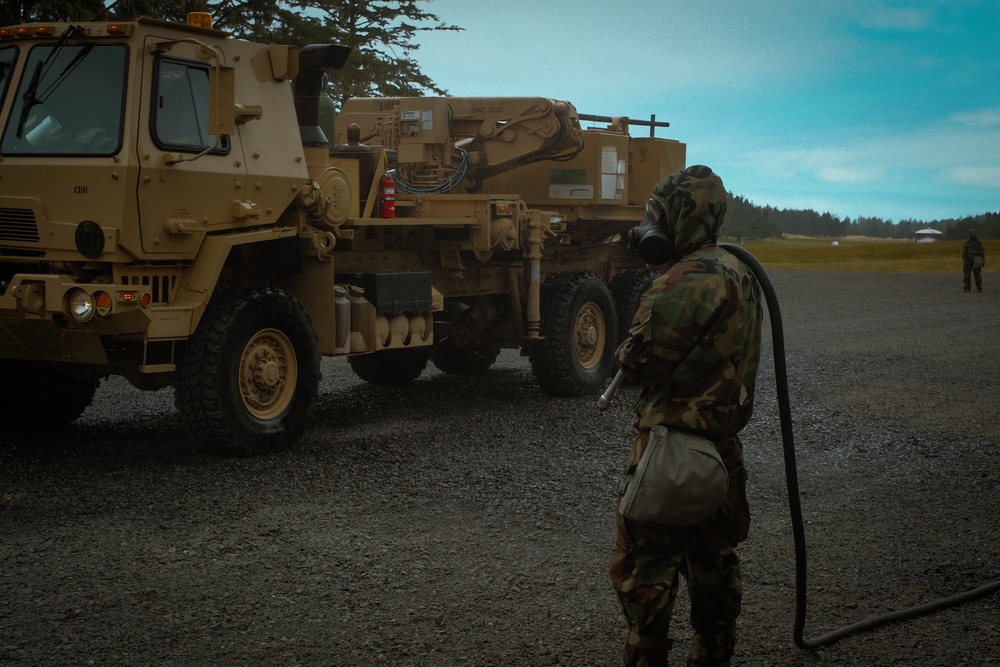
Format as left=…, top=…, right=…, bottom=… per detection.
left=573, top=301, right=605, bottom=370
left=239, top=328, right=298, bottom=420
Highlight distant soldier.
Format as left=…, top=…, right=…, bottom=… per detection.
left=610, top=165, right=763, bottom=667
left=963, top=230, right=985, bottom=292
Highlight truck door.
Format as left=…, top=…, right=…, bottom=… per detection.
left=136, top=39, right=248, bottom=257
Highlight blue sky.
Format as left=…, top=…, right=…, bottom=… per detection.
left=409, top=0, right=999, bottom=223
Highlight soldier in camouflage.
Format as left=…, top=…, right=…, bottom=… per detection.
left=609, top=165, right=763, bottom=667
left=963, top=230, right=985, bottom=292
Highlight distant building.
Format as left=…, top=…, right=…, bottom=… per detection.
left=914, top=228, right=943, bottom=243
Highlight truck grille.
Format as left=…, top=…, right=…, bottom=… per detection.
left=0, top=208, right=40, bottom=243
left=119, top=272, right=178, bottom=304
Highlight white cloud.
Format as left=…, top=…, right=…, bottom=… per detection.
left=942, top=167, right=1000, bottom=188
left=733, top=147, right=887, bottom=185
left=709, top=116, right=1000, bottom=218
left=817, top=166, right=887, bottom=185
left=737, top=115, right=1000, bottom=179
left=950, top=107, right=1000, bottom=128
left=860, top=7, right=932, bottom=31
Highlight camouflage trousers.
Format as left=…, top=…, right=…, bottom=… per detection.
left=609, top=430, right=750, bottom=667
left=963, top=261, right=983, bottom=290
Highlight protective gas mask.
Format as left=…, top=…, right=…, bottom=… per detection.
left=626, top=198, right=674, bottom=266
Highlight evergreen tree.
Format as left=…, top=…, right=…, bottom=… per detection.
left=2, top=0, right=104, bottom=22
left=278, top=0, right=461, bottom=105
left=218, top=0, right=462, bottom=105
left=724, top=190, right=998, bottom=241
left=4, top=0, right=461, bottom=106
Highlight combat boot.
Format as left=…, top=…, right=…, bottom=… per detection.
left=624, top=632, right=673, bottom=666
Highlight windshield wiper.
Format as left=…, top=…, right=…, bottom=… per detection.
left=14, top=60, right=43, bottom=139
left=14, top=24, right=83, bottom=140
left=36, top=44, right=93, bottom=101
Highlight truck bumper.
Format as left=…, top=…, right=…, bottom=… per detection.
left=0, top=315, right=113, bottom=364
left=0, top=274, right=152, bottom=364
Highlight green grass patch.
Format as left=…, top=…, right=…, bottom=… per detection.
left=722, top=236, right=998, bottom=273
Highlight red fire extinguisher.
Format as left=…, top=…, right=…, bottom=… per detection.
left=380, top=172, right=396, bottom=218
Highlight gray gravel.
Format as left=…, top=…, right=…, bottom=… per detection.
left=1, top=269, right=998, bottom=667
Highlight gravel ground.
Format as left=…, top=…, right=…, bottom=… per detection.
left=1, top=269, right=998, bottom=667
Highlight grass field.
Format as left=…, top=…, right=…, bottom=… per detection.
left=726, top=235, right=998, bottom=272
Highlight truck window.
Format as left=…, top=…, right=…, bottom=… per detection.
left=0, top=47, right=16, bottom=106
left=0, top=43, right=126, bottom=156
left=152, top=59, right=228, bottom=154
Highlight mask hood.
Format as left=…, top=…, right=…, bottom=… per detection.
left=649, top=165, right=727, bottom=261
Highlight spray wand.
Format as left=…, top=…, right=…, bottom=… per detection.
left=597, top=369, right=626, bottom=412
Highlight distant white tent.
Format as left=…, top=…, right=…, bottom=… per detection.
left=914, top=228, right=944, bottom=243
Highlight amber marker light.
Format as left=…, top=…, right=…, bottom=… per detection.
left=0, top=28, right=13, bottom=39
left=106, top=23, right=126, bottom=35
left=33, top=25, right=53, bottom=36
left=95, top=291, right=112, bottom=317
left=116, top=290, right=139, bottom=303
left=186, top=12, right=213, bottom=29
left=14, top=26, right=31, bottom=37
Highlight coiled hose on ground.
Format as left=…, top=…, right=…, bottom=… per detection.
left=718, top=243, right=1000, bottom=649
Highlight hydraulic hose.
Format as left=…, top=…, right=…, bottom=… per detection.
left=718, top=243, right=1000, bottom=649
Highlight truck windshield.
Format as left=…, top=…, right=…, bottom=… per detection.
left=0, top=43, right=127, bottom=156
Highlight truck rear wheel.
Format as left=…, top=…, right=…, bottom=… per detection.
left=528, top=272, right=618, bottom=396
left=610, top=268, right=656, bottom=343
left=0, top=361, right=98, bottom=430
left=175, top=286, right=320, bottom=456
left=347, top=347, right=431, bottom=385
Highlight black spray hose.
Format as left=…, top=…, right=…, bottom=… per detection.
left=718, top=243, right=1000, bottom=649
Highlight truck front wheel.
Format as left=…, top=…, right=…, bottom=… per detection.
left=0, top=361, right=98, bottom=430
left=175, top=286, right=320, bottom=455
left=528, top=272, right=618, bottom=396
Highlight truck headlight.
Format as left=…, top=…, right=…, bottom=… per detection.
left=67, top=289, right=96, bottom=322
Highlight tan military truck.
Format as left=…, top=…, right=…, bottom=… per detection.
left=0, top=13, right=685, bottom=454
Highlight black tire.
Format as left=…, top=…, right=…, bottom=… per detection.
left=175, top=286, right=320, bottom=456
left=528, top=272, right=618, bottom=396
left=0, top=361, right=98, bottom=429
left=347, top=347, right=431, bottom=385
left=431, top=338, right=501, bottom=375
left=610, top=268, right=656, bottom=343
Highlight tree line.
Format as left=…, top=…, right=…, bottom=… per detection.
left=725, top=194, right=1000, bottom=242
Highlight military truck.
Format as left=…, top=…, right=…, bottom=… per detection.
left=0, top=13, right=686, bottom=454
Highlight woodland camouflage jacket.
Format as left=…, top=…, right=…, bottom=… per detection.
left=963, top=238, right=985, bottom=262
left=616, top=167, right=763, bottom=441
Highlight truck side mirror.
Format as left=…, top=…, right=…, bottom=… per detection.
left=209, top=65, right=236, bottom=137
left=268, top=44, right=300, bottom=81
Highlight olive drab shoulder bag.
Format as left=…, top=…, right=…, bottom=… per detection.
left=618, top=424, right=729, bottom=527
